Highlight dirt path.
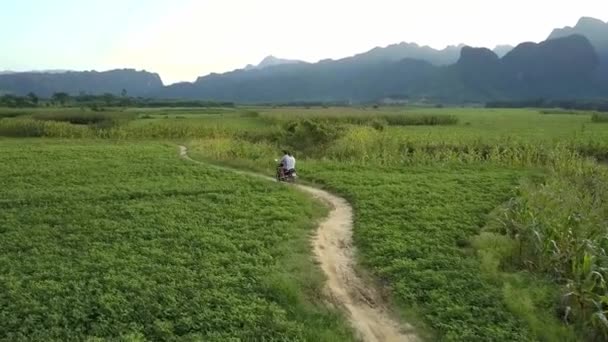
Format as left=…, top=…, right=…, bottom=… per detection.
left=179, top=146, right=418, bottom=342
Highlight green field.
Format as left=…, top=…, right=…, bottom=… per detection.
left=1, top=106, right=608, bottom=341
left=0, top=140, right=353, bottom=341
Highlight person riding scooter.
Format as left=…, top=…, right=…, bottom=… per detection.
left=277, top=150, right=297, bottom=182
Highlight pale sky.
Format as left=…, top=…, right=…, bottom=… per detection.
left=2, top=0, right=607, bottom=84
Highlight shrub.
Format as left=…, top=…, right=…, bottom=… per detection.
left=0, top=110, right=28, bottom=119
left=240, top=110, right=260, bottom=118
left=591, top=113, right=608, bottom=123
left=539, top=109, right=581, bottom=115
left=32, top=112, right=136, bottom=129
left=369, top=118, right=388, bottom=131
left=382, top=114, right=458, bottom=126
left=282, top=119, right=345, bottom=156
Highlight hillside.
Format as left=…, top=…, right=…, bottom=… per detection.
left=0, top=69, right=164, bottom=97
left=549, top=17, right=608, bottom=55
left=548, top=16, right=608, bottom=89
left=161, top=35, right=603, bottom=103
left=346, top=42, right=464, bottom=65
left=1, top=16, right=607, bottom=102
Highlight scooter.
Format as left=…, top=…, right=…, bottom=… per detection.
left=275, top=159, right=297, bottom=183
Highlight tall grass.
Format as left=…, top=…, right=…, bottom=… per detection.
left=31, top=111, right=137, bottom=129
left=262, top=112, right=458, bottom=126
left=0, top=118, right=93, bottom=138
left=0, top=110, right=28, bottom=119
left=478, top=155, right=608, bottom=340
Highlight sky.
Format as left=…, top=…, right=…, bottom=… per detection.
left=1, top=0, right=607, bottom=84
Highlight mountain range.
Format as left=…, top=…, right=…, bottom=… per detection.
left=160, top=17, right=608, bottom=103
left=549, top=16, right=608, bottom=81
left=0, top=69, right=163, bottom=98
left=1, top=17, right=607, bottom=103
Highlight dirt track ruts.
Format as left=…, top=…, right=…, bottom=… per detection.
left=179, top=145, right=418, bottom=342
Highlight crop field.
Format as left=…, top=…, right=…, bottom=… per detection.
left=0, top=140, right=353, bottom=341
left=1, top=106, right=608, bottom=341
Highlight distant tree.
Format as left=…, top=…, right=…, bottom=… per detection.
left=27, top=92, right=39, bottom=105
left=1, top=94, right=30, bottom=108
left=102, top=93, right=115, bottom=106
left=0, top=95, right=15, bottom=107
left=52, top=92, right=70, bottom=106
left=76, top=91, right=86, bottom=102
left=121, top=88, right=128, bottom=97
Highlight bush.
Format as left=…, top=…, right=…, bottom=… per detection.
left=369, top=118, right=388, bottom=131
left=0, top=110, right=28, bottom=119
left=32, top=112, right=137, bottom=129
left=282, top=119, right=345, bottom=156
left=264, top=113, right=458, bottom=127
left=382, top=113, right=458, bottom=126
left=240, top=110, right=260, bottom=118
left=539, top=109, right=581, bottom=115
left=591, top=113, right=608, bottom=123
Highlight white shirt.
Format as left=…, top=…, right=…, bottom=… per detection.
left=282, top=155, right=296, bottom=170
left=288, top=155, right=296, bottom=170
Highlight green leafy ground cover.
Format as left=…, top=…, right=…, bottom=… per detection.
left=2, top=106, right=608, bottom=340
left=0, top=140, right=353, bottom=341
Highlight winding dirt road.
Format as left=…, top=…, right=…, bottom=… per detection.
left=179, top=146, right=418, bottom=342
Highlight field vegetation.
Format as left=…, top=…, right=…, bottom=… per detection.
left=0, top=140, right=353, bottom=341
left=1, top=105, right=608, bottom=340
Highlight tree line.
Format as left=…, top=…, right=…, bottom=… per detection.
left=486, top=99, right=608, bottom=112
left=0, top=90, right=234, bottom=109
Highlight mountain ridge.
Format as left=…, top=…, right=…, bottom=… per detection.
left=0, top=69, right=163, bottom=97
left=548, top=16, right=608, bottom=55
left=243, top=55, right=305, bottom=71
left=1, top=16, right=607, bottom=101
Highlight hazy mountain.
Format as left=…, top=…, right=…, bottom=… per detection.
left=503, top=35, right=598, bottom=98
left=0, top=69, right=163, bottom=97
left=549, top=17, right=608, bottom=55
left=454, top=47, right=503, bottom=99
left=4, top=17, right=606, bottom=102
left=344, top=42, right=464, bottom=66
left=160, top=34, right=604, bottom=103
left=161, top=41, right=468, bottom=102
left=240, top=43, right=464, bottom=73
left=548, top=17, right=608, bottom=89
left=244, top=56, right=305, bottom=70
left=493, top=45, right=514, bottom=57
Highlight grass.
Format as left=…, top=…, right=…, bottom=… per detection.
left=323, top=164, right=526, bottom=340
left=0, top=140, right=354, bottom=341
left=199, top=154, right=535, bottom=340
left=591, top=113, right=608, bottom=123
left=31, top=111, right=137, bottom=126
left=1, top=105, right=608, bottom=340
left=182, top=106, right=608, bottom=340
left=261, top=110, right=459, bottom=126
left=478, top=157, right=608, bottom=340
